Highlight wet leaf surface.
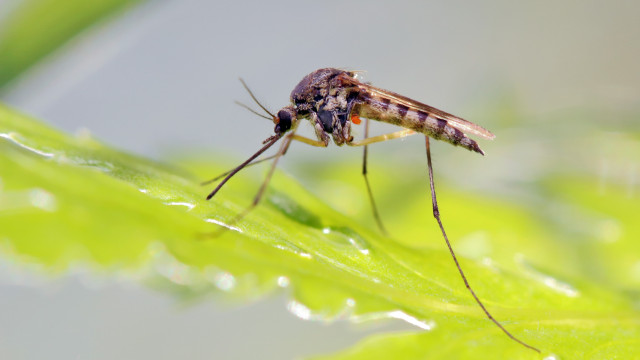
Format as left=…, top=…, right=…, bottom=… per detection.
left=1, top=104, right=639, bottom=359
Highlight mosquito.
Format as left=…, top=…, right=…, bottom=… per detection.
left=204, top=68, right=539, bottom=353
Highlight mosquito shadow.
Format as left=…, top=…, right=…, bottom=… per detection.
left=265, top=191, right=324, bottom=229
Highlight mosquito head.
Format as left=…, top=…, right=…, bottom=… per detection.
left=273, top=105, right=297, bottom=135
left=236, top=78, right=298, bottom=136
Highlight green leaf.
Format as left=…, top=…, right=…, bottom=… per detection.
left=0, top=103, right=639, bottom=359
left=0, top=0, right=144, bottom=88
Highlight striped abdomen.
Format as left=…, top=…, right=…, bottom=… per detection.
left=354, top=92, right=483, bottom=154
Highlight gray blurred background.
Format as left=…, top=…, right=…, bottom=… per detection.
left=0, top=0, right=638, bottom=359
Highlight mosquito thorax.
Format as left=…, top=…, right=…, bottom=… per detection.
left=274, top=106, right=297, bottom=134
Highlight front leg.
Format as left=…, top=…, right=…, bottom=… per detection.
left=339, top=118, right=353, bottom=145
left=311, top=111, right=331, bottom=146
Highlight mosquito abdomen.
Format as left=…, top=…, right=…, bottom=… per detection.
left=355, top=92, right=484, bottom=154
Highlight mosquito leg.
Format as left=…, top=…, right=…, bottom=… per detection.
left=206, top=134, right=282, bottom=200
left=202, top=131, right=312, bottom=186
left=201, top=154, right=280, bottom=186
left=207, top=131, right=339, bottom=237
left=424, top=136, right=540, bottom=353
left=347, top=129, right=416, bottom=147
left=240, top=132, right=331, bottom=216
left=346, top=127, right=416, bottom=235
left=211, top=135, right=294, bottom=236
left=289, top=134, right=329, bottom=147
left=211, top=128, right=396, bottom=236
left=361, top=118, right=389, bottom=236
left=207, top=132, right=330, bottom=235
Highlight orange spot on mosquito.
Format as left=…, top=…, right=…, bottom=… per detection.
left=351, top=114, right=361, bottom=125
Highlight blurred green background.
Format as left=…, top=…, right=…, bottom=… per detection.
left=0, top=0, right=639, bottom=359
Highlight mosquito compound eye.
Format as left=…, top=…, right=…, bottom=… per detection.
left=276, top=109, right=292, bottom=132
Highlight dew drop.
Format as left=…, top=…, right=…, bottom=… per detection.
left=0, top=187, right=57, bottom=213
left=517, top=255, right=579, bottom=297
left=351, top=310, right=435, bottom=331
left=323, top=227, right=371, bottom=255
left=387, top=310, right=434, bottom=330
left=75, top=159, right=115, bottom=172
left=28, top=189, right=57, bottom=212
left=348, top=237, right=370, bottom=255
left=213, top=272, right=236, bottom=291
left=277, top=276, right=290, bottom=288
left=287, top=301, right=311, bottom=320
left=164, top=201, right=196, bottom=211
left=205, top=218, right=242, bottom=232
left=156, top=256, right=190, bottom=285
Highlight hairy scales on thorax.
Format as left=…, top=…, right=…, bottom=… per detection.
left=288, top=68, right=486, bottom=153
left=290, top=68, right=359, bottom=146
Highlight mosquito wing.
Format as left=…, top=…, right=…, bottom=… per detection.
left=339, top=74, right=495, bottom=140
